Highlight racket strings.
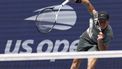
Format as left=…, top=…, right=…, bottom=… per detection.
left=36, top=8, right=56, bottom=33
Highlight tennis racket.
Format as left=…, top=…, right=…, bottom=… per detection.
left=35, top=0, right=70, bottom=33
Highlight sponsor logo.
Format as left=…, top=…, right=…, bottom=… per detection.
left=3, top=5, right=78, bottom=62
left=5, top=39, right=79, bottom=53
left=4, top=39, right=79, bottom=62
left=25, top=5, right=77, bottom=31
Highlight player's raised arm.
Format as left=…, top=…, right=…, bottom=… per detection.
left=81, top=0, right=96, bottom=15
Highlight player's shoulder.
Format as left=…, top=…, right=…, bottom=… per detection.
left=107, top=25, right=113, bottom=32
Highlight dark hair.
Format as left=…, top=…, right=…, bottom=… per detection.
left=98, top=11, right=109, bottom=20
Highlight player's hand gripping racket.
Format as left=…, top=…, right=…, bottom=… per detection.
left=35, top=0, right=70, bottom=33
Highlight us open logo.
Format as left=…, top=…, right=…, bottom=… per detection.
left=25, top=5, right=77, bottom=31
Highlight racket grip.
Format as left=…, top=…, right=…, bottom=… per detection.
left=62, top=0, right=70, bottom=6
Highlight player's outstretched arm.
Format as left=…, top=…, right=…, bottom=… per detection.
left=82, top=0, right=96, bottom=15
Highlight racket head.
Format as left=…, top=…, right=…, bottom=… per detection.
left=34, top=5, right=77, bottom=33
left=35, top=8, right=56, bottom=33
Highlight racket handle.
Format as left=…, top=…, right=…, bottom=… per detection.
left=62, top=0, right=70, bottom=6
left=62, top=0, right=81, bottom=6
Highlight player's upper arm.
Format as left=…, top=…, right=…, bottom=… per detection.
left=82, top=0, right=95, bottom=13
left=82, top=0, right=98, bottom=17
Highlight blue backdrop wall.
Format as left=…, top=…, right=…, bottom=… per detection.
left=0, top=0, right=122, bottom=69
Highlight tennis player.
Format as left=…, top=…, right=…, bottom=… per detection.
left=70, top=0, right=113, bottom=69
